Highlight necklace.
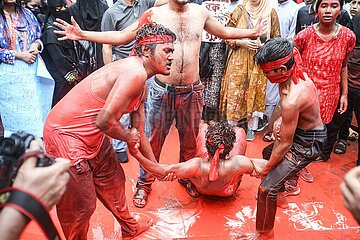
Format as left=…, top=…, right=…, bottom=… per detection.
left=315, top=24, right=339, bottom=41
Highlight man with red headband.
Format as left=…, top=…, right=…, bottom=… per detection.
left=252, top=38, right=326, bottom=236
left=43, top=23, right=175, bottom=240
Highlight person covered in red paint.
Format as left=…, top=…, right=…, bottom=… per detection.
left=43, top=23, right=175, bottom=240
left=130, top=121, right=269, bottom=198
left=252, top=38, right=326, bottom=237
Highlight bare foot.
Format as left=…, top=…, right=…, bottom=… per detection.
left=277, top=192, right=288, bottom=209
left=122, top=217, right=154, bottom=239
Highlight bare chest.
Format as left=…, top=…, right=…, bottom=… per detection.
left=152, top=10, right=204, bottom=44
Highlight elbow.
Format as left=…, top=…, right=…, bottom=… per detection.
left=95, top=118, right=108, bottom=132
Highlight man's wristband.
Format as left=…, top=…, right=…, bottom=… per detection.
left=0, top=187, right=60, bottom=240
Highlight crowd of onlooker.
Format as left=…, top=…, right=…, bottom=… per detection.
left=0, top=0, right=360, bottom=230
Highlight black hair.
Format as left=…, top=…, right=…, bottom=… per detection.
left=133, top=22, right=176, bottom=57
left=315, top=0, right=344, bottom=13
left=205, top=121, right=236, bottom=160
left=0, top=0, right=22, bottom=21
left=253, top=37, right=294, bottom=70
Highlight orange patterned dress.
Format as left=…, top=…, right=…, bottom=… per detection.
left=294, top=26, right=355, bottom=124
left=220, top=6, right=280, bottom=122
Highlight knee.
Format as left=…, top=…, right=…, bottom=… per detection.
left=258, top=185, right=270, bottom=197
left=258, top=184, right=278, bottom=201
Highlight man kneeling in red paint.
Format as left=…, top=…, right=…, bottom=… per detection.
left=131, top=121, right=268, bottom=198
left=253, top=38, right=326, bottom=237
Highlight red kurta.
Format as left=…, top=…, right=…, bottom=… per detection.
left=294, top=26, right=355, bottom=124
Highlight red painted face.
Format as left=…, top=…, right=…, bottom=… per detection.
left=317, top=0, right=341, bottom=24
left=149, top=42, right=175, bottom=76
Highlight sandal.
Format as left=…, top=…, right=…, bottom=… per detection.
left=334, top=140, right=347, bottom=154
left=133, top=187, right=149, bottom=208
left=178, top=179, right=201, bottom=198
left=349, top=128, right=359, bottom=141
left=263, top=132, right=275, bottom=142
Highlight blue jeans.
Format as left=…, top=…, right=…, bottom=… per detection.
left=137, top=77, right=204, bottom=191
left=256, top=126, right=327, bottom=232
left=112, top=114, right=130, bottom=153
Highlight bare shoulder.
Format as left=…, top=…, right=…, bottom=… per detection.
left=227, top=155, right=248, bottom=169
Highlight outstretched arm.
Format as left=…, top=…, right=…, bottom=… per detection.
left=129, top=148, right=202, bottom=180
left=203, top=7, right=265, bottom=40
left=54, top=16, right=138, bottom=44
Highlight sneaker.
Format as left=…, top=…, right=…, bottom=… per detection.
left=285, top=181, right=300, bottom=196
left=246, top=129, right=255, bottom=141
left=256, top=116, right=269, bottom=132
left=116, top=151, right=129, bottom=163
left=298, top=168, right=313, bottom=183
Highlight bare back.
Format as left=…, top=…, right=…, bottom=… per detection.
left=190, top=155, right=253, bottom=197
left=149, top=4, right=208, bottom=85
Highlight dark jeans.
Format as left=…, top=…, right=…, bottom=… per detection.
left=338, top=111, right=352, bottom=141
left=137, top=77, right=204, bottom=191
left=348, top=87, right=360, bottom=164
left=322, top=88, right=359, bottom=162
left=256, top=126, right=327, bottom=232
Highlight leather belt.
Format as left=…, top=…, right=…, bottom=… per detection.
left=154, top=77, right=204, bottom=94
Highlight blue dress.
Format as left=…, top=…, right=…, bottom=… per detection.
left=0, top=6, right=54, bottom=137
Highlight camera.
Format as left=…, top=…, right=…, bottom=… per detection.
left=0, top=131, right=55, bottom=189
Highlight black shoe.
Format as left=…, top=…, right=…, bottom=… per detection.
left=116, top=151, right=129, bottom=163
left=256, top=116, right=269, bottom=132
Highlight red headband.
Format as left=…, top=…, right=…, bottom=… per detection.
left=209, top=144, right=225, bottom=182
left=130, top=34, right=173, bottom=56
left=259, top=47, right=304, bottom=84
left=137, top=35, right=174, bottom=45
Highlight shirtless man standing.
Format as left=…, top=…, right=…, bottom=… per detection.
left=130, top=121, right=268, bottom=197
left=43, top=23, right=175, bottom=240
left=253, top=38, right=327, bottom=237
left=54, top=0, right=265, bottom=208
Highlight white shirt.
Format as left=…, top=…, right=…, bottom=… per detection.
left=274, top=0, right=300, bottom=40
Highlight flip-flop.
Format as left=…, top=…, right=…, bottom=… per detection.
left=263, top=132, right=275, bottom=142
left=133, top=188, right=148, bottom=208
left=178, top=179, right=201, bottom=198
left=334, top=140, right=347, bottom=154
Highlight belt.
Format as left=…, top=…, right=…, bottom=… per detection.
left=154, top=77, right=204, bottom=94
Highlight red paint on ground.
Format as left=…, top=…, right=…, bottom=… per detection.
left=21, top=125, right=360, bottom=239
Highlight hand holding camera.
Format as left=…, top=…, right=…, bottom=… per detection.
left=0, top=132, right=70, bottom=240
left=13, top=140, right=70, bottom=210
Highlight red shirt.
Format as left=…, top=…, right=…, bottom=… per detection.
left=43, top=77, right=144, bottom=165
left=294, top=26, right=355, bottom=124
